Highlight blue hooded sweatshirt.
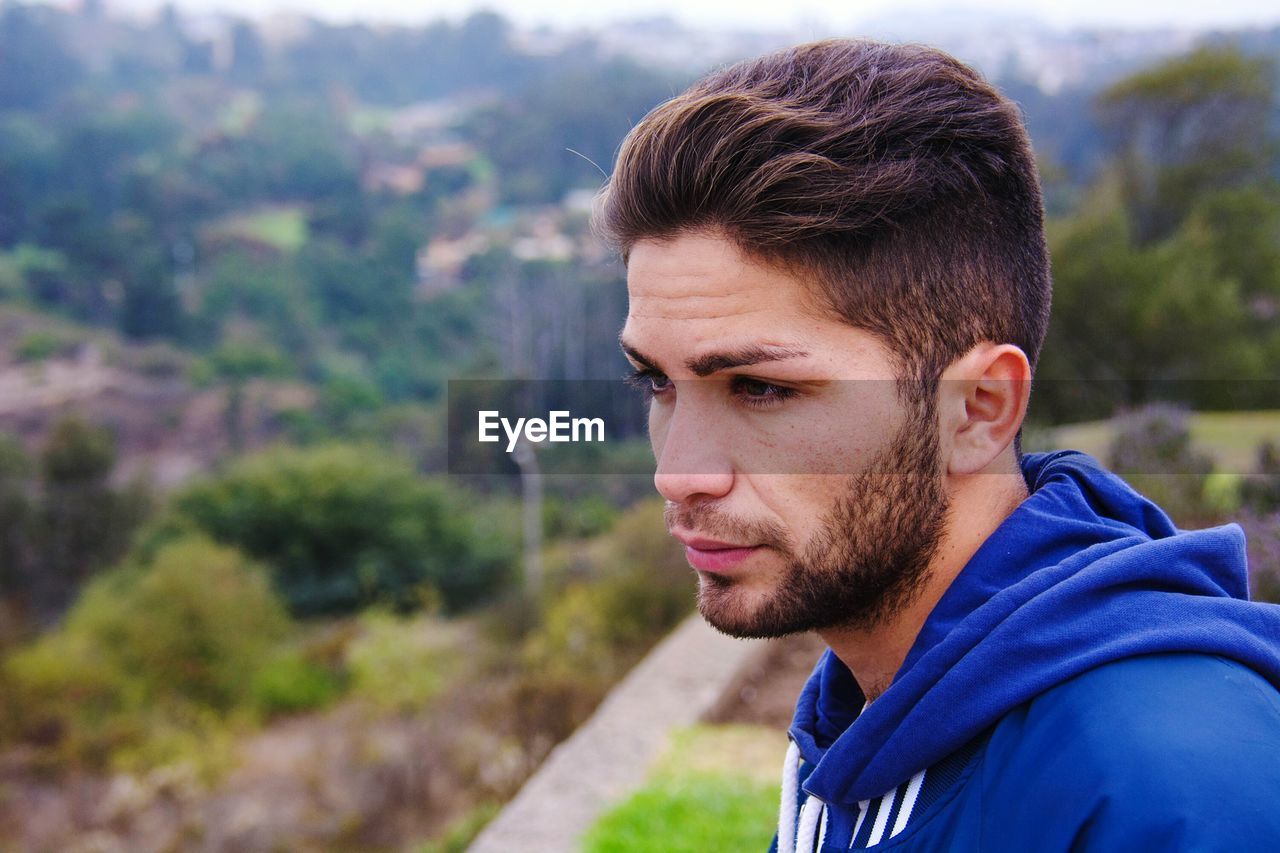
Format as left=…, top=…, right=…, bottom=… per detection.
left=772, top=450, right=1280, bottom=852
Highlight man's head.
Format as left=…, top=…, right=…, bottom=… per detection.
left=600, top=39, right=1050, bottom=386
left=598, top=40, right=1048, bottom=638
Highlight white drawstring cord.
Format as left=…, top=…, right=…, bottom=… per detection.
left=779, top=740, right=826, bottom=853
left=796, top=796, right=823, bottom=852
left=778, top=740, right=801, bottom=853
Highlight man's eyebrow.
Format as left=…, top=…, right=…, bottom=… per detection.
left=685, top=345, right=811, bottom=377
left=619, top=338, right=810, bottom=378
left=620, top=341, right=661, bottom=372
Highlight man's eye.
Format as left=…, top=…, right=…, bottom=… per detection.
left=731, top=376, right=796, bottom=408
left=625, top=368, right=672, bottom=399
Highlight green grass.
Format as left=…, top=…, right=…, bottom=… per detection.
left=1032, top=410, right=1280, bottom=473
left=583, top=725, right=785, bottom=853
left=584, top=773, right=778, bottom=853
left=210, top=205, right=309, bottom=253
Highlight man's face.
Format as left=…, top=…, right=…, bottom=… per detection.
left=620, top=231, right=950, bottom=638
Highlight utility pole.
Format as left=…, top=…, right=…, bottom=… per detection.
left=512, top=435, right=542, bottom=599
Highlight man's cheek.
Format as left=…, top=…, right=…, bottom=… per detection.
left=647, top=405, right=671, bottom=460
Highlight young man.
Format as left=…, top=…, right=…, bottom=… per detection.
left=594, top=40, right=1280, bottom=851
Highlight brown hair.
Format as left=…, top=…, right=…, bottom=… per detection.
left=595, top=39, right=1051, bottom=390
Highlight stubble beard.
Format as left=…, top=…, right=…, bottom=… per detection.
left=672, top=395, right=951, bottom=639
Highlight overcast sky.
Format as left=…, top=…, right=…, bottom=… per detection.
left=101, top=0, right=1280, bottom=32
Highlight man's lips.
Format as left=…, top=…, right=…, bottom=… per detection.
left=671, top=531, right=763, bottom=573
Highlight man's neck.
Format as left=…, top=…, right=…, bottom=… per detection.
left=818, top=464, right=1030, bottom=703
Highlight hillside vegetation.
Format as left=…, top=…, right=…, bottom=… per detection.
left=1, top=3, right=1279, bottom=848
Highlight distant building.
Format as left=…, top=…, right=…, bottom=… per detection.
left=416, top=234, right=489, bottom=297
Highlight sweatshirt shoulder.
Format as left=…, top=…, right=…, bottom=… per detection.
left=979, top=653, right=1280, bottom=850
left=1028, top=652, right=1280, bottom=757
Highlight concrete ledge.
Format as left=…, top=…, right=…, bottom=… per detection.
left=467, top=614, right=764, bottom=852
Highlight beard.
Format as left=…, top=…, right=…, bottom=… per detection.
left=666, top=393, right=951, bottom=639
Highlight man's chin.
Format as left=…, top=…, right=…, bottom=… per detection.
left=695, top=577, right=812, bottom=640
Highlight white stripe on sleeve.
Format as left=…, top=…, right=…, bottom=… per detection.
left=866, top=788, right=898, bottom=847
left=848, top=800, right=869, bottom=849
left=890, top=771, right=926, bottom=838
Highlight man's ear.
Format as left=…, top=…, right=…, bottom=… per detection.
left=938, top=343, right=1031, bottom=477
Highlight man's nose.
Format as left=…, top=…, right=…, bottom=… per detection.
left=652, top=399, right=734, bottom=503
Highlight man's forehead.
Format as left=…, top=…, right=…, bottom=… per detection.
left=621, top=233, right=897, bottom=377
left=625, top=233, right=810, bottom=319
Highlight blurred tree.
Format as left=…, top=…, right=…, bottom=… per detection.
left=317, top=370, right=385, bottom=429
left=1037, top=46, right=1280, bottom=418
left=195, top=251, right=313, bottom=355
left=306, top=187, right=373, bottom=247
left=0, top=437, right=34, bottom=624
left=229, top=21, right=266, bottom=82
left=119, top=258, right=182, bottom=340
left=57, top=109, right=180, bottom=220
left=0, top=4, right=82, bottom=112
left=298, top=218, right=416, bottom=336
left=189, top=97, right=359, bottom=205
left=0, top=115, right=59, bottom=246
left=1038, top=187, right=1256, bottom=416
left=35, top=418, right=151, bottom=622
left=466, top=58, right=685, bottom=204
left=208, top=335, right=293, bottom=382
left=0, top=245, right=71, bottom=309
left=1188, top=186, right=1280, bottom=316
left=1098, top=46, right=1277, bottom=243
left=167, top=444, right=515, bottom=615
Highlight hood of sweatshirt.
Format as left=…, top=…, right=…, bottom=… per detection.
left=790, top=449, right=1280, bottom=806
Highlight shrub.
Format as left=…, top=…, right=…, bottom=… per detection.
left=31, top=416, right=153, bottom=621
left=522, top=583, right=621, bottom=681
left=1107, top=404, right=1216, bottom=524
left=14, top=329, right=72, bottom=361
left=1241, top=441, right=1280, bottom=515
left=543, top=494, right=618, bottom=539
left=490, top=499, right=694, bottom=759
left=2, top=536, right=291, bottom=769
left=595, top=499, right=694, bottom=640
left=1243, top=511, right=1280, bottom=604
left=170, top=443, right=516, bottom=615
left=0, top=435, right=33, bottom=619
left=118, top=341, right=190, bottom=378
left=521, top=498, right=692, bottom=678
left=345, top=608, right=460, bottom=712
left=1202, top=471, right=1243, bottom=517
left=250, top=648, right=345, bottom=717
